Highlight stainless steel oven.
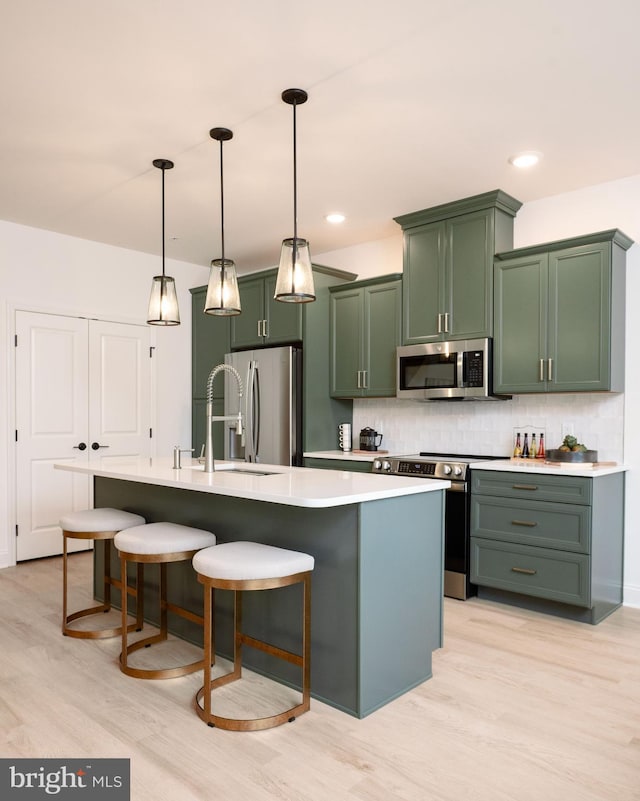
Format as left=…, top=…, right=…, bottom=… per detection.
left=371, top=452, right=506, bottom=599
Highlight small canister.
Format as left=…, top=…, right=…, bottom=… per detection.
left=338, top=423, right=352, bottom=452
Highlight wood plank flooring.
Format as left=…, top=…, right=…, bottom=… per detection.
left=1, top=552, right=639, bottom=801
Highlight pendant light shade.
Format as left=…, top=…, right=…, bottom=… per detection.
left=275, top=88, right=315, bottom=303
left=147, top=158, right=180, bottom=326
left=205, top=127, right=241, bottom=316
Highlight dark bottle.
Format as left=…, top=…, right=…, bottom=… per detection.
left=536, top=432, right=546, bottom=459
left=522, top=432, right=530, bottom=458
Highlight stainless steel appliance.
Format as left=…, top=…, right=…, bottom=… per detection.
left=224, top=345, right=302, bottom=466
left=371, top=451, right=506, bottom=599
left=396, top=337, right=506, bottom=401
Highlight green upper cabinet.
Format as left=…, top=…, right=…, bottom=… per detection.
left=190, top=287, right=231, bottom=454
left=395, top=190, right=522, bottom=344
left=230, top=270, right=303, bottom=349
left=329, top=275, right=402, bottom=398
left=493, top=230, right=632, bottom=394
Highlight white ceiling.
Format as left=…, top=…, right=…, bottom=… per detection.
left=2, top=0, right=640, bottom=274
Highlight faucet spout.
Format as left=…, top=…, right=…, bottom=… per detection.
left=203, top=363, right=244, bottom=473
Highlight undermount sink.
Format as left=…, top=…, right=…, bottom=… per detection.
left=186, top=463, right=278, bottom=476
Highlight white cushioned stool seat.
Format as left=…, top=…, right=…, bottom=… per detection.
left=60, top=507, right=146, bottom=640
left=114, top=521, right=216, bottom=680
left=61, top=508, right=145, bottom=533
left=193, top=540, right=314, bottom=732
left=115, top=522, right=216, bottom=556
left=193, top=541, right=314, bottom=581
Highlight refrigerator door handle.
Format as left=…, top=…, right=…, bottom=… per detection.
left=246, top=361, right=256, bottom=462
left=253, top=365, right=261, bottom=461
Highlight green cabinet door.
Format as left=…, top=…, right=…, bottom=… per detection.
left=494, top=230, right=630, bottom=394
left=264, top=273, right=303, bottom=343
left=447, top=209, right=494, bottom=340
left=230, top=277, right=264, bottom=349
left=330, top=276, right=402, bottom=398
left=493, top=253, right=548, bottom=393
left=330, top=286, right=363, bottom=396
left=549, top=243, right=611, bottom=391
left=363, top=279, right=402, bottom=395
left=403, top=223, right=443, bottom=343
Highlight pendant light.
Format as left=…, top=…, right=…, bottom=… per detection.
left=205, top=127, right=241, bottom=316
left=274, top=88, right=315, bottom=303
left=147, top=158, right=180, bottom=326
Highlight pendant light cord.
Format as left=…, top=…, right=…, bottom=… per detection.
left=219, top=138, right=225, bottom=277
left=291, top=98, right=298, bottom=292
left=161, top=165, right=166, bottom=279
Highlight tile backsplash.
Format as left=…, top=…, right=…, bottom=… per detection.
left=353, top=393, right=624, bottom=461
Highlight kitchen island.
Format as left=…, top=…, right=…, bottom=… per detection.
left=55, top=458, right=449, bottom=718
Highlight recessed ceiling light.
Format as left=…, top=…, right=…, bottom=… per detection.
left=509, top=151, right=542, bottom=168
left=325, top=212, right=346, bottom=224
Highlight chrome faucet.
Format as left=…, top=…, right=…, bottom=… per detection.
left=203, top=363, right=244, bottom=472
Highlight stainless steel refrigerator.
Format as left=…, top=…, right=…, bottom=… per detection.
left=224, top=345, right=302, bottom=466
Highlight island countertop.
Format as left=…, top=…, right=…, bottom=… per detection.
left=54, top=457, right=450, bottom=508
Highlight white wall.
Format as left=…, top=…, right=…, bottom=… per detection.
left=0, top=220, right=209, bottom=568
left=315, top=174, right=640, bottom=607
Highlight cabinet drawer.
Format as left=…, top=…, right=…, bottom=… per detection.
left=471, top=470, right=591, bottom=505
left=470, top=496, right=590, bottom=553
left=471, top=537, right=590, bottom=607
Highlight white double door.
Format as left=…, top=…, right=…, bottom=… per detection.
left=15, top=311, right=153, bottom=561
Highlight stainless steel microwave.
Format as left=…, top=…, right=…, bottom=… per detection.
left=396, top=337, right=504, bottom=400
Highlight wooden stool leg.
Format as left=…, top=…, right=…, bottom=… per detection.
left=62, top=534, right=69, bottom=634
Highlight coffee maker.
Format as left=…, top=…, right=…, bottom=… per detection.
left=359, top=427, right=383, bottom=451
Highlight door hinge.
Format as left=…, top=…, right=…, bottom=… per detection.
left=149, top=346, right=155, bottom=358
left=14, top=334, right=18, bottom=347
left=15, top=524, right=18, bottom=537
left=15, top=430, right=18, bottom=442
left=149, top=428, right=153, bottom=438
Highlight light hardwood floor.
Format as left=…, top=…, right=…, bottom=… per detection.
left=1, top=552, right=639, bottom=801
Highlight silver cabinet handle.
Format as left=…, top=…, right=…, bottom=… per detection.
left=539, top=359, right=545, bottom=382
left=511, top=520, right=538, bottom=527
left=443, top=312, right=449, bottom=333
left=511, top=567, right=537, bottom=575
left=262, top=319, right=268, bottom=339
left=437, top=313, right=442, bottom=334
left=257, top=320, right=262, bottom=338
left=548, top=358, right=553, bottom=381
left=512, top=484, right=538, bottom=491
left=362, top=370, right=368, bottom=389
left=356, top=370, right=361, bottom=389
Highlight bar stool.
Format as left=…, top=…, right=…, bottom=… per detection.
left=60, top=507, right=146, bottom=639
left=114, top=522, right=217, bottom=680
left=192, top=541, right=314, bottom=732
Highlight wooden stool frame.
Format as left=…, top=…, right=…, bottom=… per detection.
left=119, top=548, right=207, bottom=680
left=62, top=529, right=143, bottom=640
left=195, top=570, right=312, bottom=732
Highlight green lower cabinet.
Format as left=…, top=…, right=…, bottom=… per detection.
left=329, top=275, right=402, bottom=398
left=304, top=457, right=373, bottom=473
left=470, top=469, right=624, bottom=624
left=493, top=229, right=632, bottom=394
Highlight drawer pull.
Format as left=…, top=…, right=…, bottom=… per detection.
left=512, top=484, right=538, bottom=491
left=511, top=519, right=538, bottom=527
left=511, top=566, right=537, bottom=575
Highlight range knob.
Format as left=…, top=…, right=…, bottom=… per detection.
left=442, top=464, right=452, bottom=475
left=453, top=465, right=463, bottom=477
left=373, top=459, right=382, bottom=471
left=382, top=460, right=392, bottom=472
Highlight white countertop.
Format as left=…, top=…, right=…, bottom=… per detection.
left=54, top=457, right=450, bottom=509
left=470, top=458, right=627, bottom=478
left=303, top=450, right=378, bottom=462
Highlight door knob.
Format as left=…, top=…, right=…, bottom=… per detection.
left=73, top=442, right=87, bottom=451
left=91, top=442, right=109, bottom=450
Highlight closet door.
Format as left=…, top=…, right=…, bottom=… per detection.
left=15, top=312, right=152, bottom=561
